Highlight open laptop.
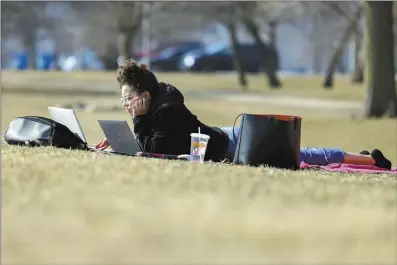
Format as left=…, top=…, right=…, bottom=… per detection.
left=48, top=107, right=141, bottom=156
left=48, top=106, right=88, bottom=143
left=97, top=120, right=142, bottom=156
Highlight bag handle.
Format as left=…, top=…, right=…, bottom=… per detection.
left=24, top=140, right=37, bottom=147
left=232, top=113, right=298, bottom=143
left=232, top=113, right=244, bottom=143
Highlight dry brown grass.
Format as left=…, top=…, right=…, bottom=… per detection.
left=2, top=93, right=395, bottom=160
left=2, top=88, right=397, bottom=264
left=1, top=70, right=368, bottom=101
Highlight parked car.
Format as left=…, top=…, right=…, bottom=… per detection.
left=178, top=42, right=273, bottom=73
left=133, top=41, right=201, bottom=61
left=141, top=41, right=204, bottom=71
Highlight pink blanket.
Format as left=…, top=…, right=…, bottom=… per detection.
left=300, top=162, right=397, bottom=175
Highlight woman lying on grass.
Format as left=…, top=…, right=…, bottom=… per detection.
left=96, top=59, right=392, bottom=170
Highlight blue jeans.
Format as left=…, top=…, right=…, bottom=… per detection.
left=221, top=126, right=345, bottom=165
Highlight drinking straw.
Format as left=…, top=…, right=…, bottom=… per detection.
left=198, top=127, right=202, bottom=161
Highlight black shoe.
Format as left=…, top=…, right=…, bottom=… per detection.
left=371, top=149, right=392, bottom=170
left=360, top=150, right=370, bottom=155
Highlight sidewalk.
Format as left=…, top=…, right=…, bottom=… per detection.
left=187, top=90, right=362, bottom=110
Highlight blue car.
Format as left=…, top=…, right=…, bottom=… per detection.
left=178, top=42, right=273, bottom=73
left=148, top=41, right=204, bottom=71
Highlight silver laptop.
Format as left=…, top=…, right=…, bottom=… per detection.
left=97, top=120, right=142, bottom=155
left=48, top=106, right=87, bottom=142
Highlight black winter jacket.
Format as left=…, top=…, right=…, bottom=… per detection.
left=132, top=82, right=229, bottom=162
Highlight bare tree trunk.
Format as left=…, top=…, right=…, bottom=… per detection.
left=19, top=11, right=37, bottom=70
left=124, top=31, right=134, bottom=59
left=268, top=20, right=280, bottom=75
left=394, top=1, right=397, bottom=76
left=116, top=33, right=127, bottom=64
left=115, top=2, right=142, bottom=63
left=364, top=1, right=397, bottom=118
left=323, top=8, right=362, bottom=89
left=242, top=17, right=282, bottom=89
left=394, top=1, right=397, bottom=44
left=269, top=21, right=277, bottom=47
left=23, top=29, right=37, bottom=70
left=117, top=26, right=140, bottom=63
left=351, top=30, right=364, bottom=83
left=102, top=43, right=119, bottom=70
left=226, top=21, right=248, bottom=91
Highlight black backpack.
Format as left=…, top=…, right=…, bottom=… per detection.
left=4, top=116, right=88, bottom=150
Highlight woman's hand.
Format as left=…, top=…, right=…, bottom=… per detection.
left=95, top=138, right=110, bottom=150
left=132, top=98, right=149, bottom=117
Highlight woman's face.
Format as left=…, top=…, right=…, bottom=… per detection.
left=120, top=84, right=149, bottom=116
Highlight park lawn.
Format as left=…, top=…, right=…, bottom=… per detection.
left=2, top=91, right=397, bottom=264
left=2, top=92, right=395, bottom=160
left=1, top=70, right=367, bottom=101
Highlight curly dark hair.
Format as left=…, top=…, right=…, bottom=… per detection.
left=116, top=59, right=159, bottom=95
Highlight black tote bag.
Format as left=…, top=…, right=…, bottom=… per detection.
left=232, top=114, right=302, bottom=170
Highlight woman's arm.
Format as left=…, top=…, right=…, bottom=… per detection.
left=132, top=104, right=186, bottom=154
